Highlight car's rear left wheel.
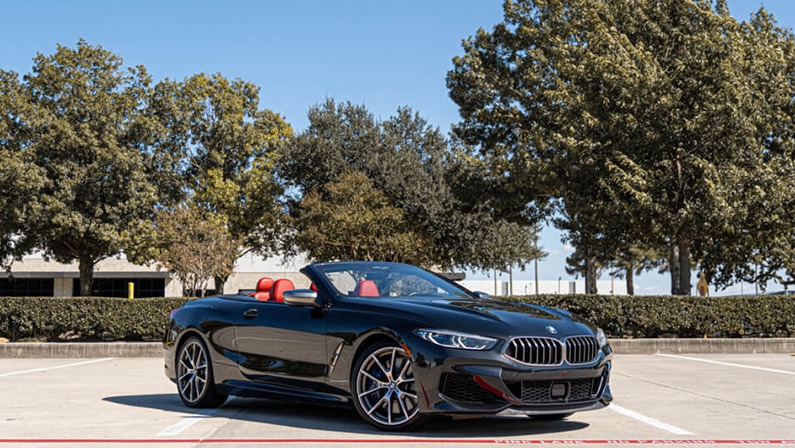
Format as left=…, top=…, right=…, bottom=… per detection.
left=352, top=341, right=424, bottom=430
left=176, top=336, right=226, bottom=408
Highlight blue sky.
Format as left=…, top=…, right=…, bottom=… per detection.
left=1, top=0, right=792, bottom=295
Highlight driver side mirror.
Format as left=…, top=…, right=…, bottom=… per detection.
left=474, top=291, right=490, bottom=299
left=282, top=289, right=323, bottom=308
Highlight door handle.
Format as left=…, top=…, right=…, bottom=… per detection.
left=243, top=309, right=258, bottom=319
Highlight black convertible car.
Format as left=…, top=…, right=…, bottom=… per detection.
left=164, top=261, right=612, bottom=430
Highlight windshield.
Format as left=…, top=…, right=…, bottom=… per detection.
left=313, top=262, right=473, bottom=299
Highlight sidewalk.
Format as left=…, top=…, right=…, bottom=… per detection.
left=0, top=338, right=793, bottom=358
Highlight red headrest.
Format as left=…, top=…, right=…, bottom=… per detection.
left=251, top=277, right=274, bottom=301
left=270, top=278, right=295, bottom=303
left=354, top=280, right=379, bottom=297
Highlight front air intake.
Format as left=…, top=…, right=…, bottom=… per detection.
left=565, top=336, right=600, bottom=364
left=505, top=337, right=563, bottom=365
left=505, top=336, right=600, bottom=365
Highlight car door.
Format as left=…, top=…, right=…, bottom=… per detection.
left=233, top=298, right=330, bottom=389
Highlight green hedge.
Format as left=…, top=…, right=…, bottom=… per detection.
left=512, top=294, right=795, bottom=338
left=1, top=294, right=794, bottom=342
left=0, top=297, right=189, bottom=342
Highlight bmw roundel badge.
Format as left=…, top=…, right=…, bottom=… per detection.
left=546, top=325, right=558, bottom=335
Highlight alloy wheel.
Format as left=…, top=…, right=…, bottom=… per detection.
left=177, top=338, right=209, bottom=405
left=355, top=345, right=420, bottom=427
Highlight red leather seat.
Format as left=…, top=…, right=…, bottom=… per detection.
left=269, top=278, right=295, bottom=302
left=353, top=280, right=379, bottom=297
left=251, top=277, right=273, bottom=301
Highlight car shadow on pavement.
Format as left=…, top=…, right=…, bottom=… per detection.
left=104, top=393, right=189, bottom=413
left=104, top=393, right=589, bottom=437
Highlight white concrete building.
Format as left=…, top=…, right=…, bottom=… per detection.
left=459, top=279, right=628, bottom=296
left=0, top=252, right=312, bottom=298
left=1, top=253, right=624, bottom=297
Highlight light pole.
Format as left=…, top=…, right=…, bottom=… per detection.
left=509, top=265, right=513, bottom=296
left=534, top=224, right=540, bottom=295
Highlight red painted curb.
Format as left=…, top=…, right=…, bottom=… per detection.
left=1, top=439, right=794, bottom=445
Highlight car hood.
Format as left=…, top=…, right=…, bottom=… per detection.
left=370, top=296, right=596, bottom=338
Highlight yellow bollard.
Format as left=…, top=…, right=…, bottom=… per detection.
left=128, top=282, right=134, bottom=299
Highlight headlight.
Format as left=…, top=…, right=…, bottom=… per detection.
left=414, top=329, right=498, bottom=350
left=596, top=328, right=608, bottom=348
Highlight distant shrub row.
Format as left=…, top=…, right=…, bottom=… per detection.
left=0, top=294, right=793, bottom=342
left=519, top=294, right=795, bottom=338
left=0, top=297, right=189, bottom=342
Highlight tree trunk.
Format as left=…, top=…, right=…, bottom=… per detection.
left=626, top=267, right=635, bottom=296
left=214, top=274, right=229, bottom=295
left=669, top=240, right=692, bottom=295
left=678, top=239, right=692, bottom=295
left=669, top=244, right=681, bottom=295
left=585, top=256, right=598, bottom=294
left=78, top=256, right=95, bottom=297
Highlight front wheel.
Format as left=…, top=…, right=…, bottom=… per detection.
left=176, top=336, right=226, bottom=408
left=351, top=341, right=425, bottom=430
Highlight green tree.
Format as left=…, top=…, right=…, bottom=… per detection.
left=559, top=214, right=606, bottom=295
left=0, top=70, right=43, bottom=270
left=281, top=99, right=544, bottom=271
left=608, top=246, right=666, bottom=296
left=557, top=192, right=665, bottom=295
left=695, top=9, right=795, bottom=290
left=564, top=247, right=603, bottom=295
left=129, top=73, right=292, bottom=293
left=448, top=0, right=795, bottom=295
left=153, top=206, right=239, bottom=297
left=292, top=172, right=431, bottom=264
left=1, top=40, right=160, bottom=295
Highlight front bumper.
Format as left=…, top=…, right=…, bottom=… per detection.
left=410, top=340, right=613, bottom=417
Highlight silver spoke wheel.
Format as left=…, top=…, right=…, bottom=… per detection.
left=355, top=345, right=419, bottom=427
left=177, top=339, right=209, bottom=405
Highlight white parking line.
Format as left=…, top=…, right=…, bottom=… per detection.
left=658, top=354, right=795, bottom=375
left=0, top=358, right=115, bottom=378
left=609, top=404, right=692, bottom=435
left=157, top=395, right=241, bottom=437
left=157, top=408, right=219, bottom=436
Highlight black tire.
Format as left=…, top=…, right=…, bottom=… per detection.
left=176, top=335, right=227, bottom=408
left=530, top=413, right=574, bottom=421
left=351, top=340, right=425, bottom=430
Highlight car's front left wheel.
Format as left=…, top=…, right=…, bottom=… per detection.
left=352, top=341, right=424, bottom=430
left=176, top=336, right=226, bottom=408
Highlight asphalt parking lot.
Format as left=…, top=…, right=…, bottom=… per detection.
left=0, top=354, right=793, bottom=447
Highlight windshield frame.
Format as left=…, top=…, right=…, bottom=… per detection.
left=309, top=261, right=476, bottom=300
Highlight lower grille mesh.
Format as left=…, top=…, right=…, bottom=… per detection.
left=439, top=373, right=500, bottom=404
left=506, top=377, right=601, bottom=404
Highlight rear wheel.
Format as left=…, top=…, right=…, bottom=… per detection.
left=176, top=336, right=226, bottom=408
left=352, top=341, right=424, bottom=430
